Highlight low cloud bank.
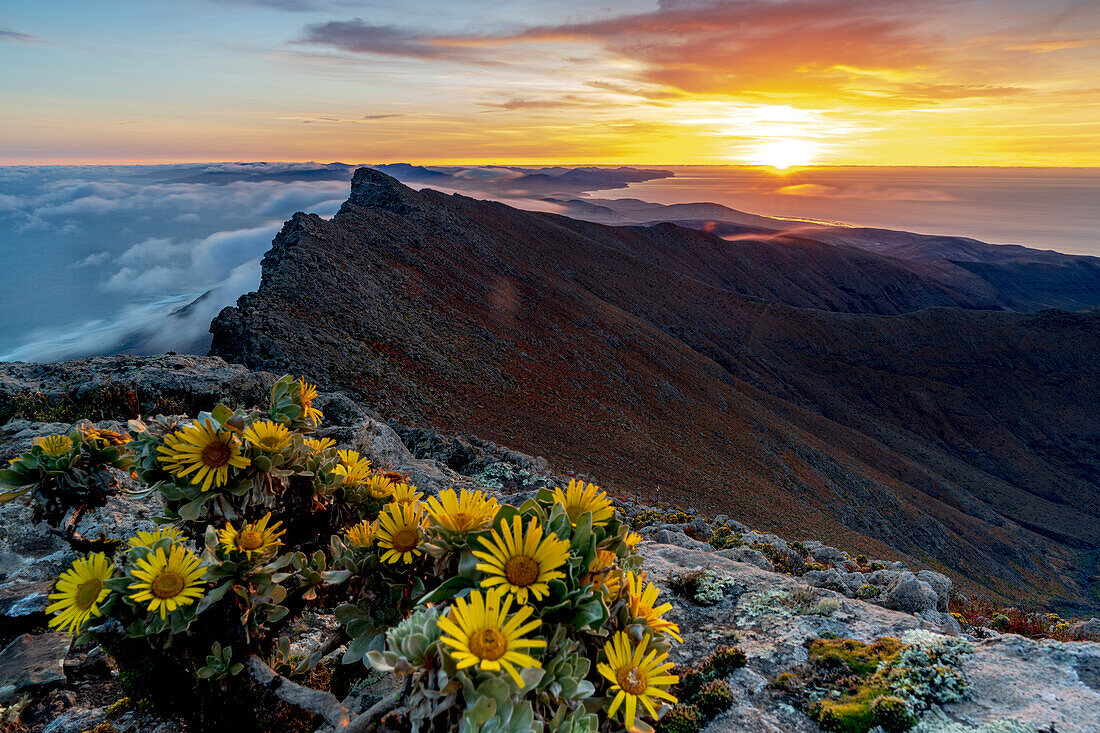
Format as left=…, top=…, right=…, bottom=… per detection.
left=0, top=162, right=673, bottom=362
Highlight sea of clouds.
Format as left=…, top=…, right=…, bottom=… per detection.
left=0, top=162, right=670, bottom=362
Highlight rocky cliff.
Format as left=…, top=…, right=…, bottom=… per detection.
left=208, top=169, right=1100, bottom=612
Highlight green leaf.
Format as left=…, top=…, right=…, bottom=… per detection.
left=419, top=575, right=476, bottom=605
left=334, top=603, right=365, bottom=625
left=211, top=404, right=234, bottom=426
left=0, top=486, right=32, bottom=502
left=253, top=455, right=272, bottom=473
left=266, top=605, right=289, bottom=623
left=322, top=569, right=352, bottom=584
left=179, top=494, right=211, bottom=521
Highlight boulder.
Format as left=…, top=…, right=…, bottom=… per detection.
left=0, top=633, right=70, bottom=700
left=885, top=572, right=940, bottom=615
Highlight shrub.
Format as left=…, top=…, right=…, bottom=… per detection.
left=668, top=568, right=736, bottom=606
left=658, top=704, right=702, bottom=733
left=695, top=679, right=736, bottom=720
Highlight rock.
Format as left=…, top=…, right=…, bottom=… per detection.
left=942, top=635, right=1100, bottom=733
left=885, top=572, right=940, bottom=615
left=715, top=547, right=775, bottom=572
left=809, top=545, right=848, bottom=564
left=0, top=354, right=277, bottom=424
left=0, top=579, right=52, bottom=620
left=652, top=529, right=714, bottom=552
left=917, top=570, right=952, bottom=612
left=316, top=391, right=370, bottom=426
left=316, top=418, right=476, bottom=494
left=1070, top=617, right=1100, bottom=641
left=0, top=633, right=70, bottom=696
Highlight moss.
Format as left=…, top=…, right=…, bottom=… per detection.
left=816, top=700, right=877, bottom=733
left=808, top=637, right=904, bottom=676
left=772, top=672, right=796, bottom=690
left=870, top=695, right=917, bottom=732
left=103, top=698, right=132, bottom=720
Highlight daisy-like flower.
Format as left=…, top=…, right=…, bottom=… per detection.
left=157, top=419, right=250, bottom=491
left=304, top=437, right=336, bottom=453
left=390, top=483, right=424, bottom=505
left=128, top=544, right=207, bottom=619
left=296, top=378, right=324, bottom=427
left=625, top=571, right=683, bottom=642
left=34, top=434, right=74, bottom=457
left=582, top=549, right=622, bottom=597
left=80, top=426, right=128, bottom=448
left=364, top=473, right=395, bottom=499
left=473, top=516, right=570, bottom=604
left=127, top=526, right=184, bottom=550
left=219, top=512, right=285, bottom=560
left=624, top=531, right=643, bottom=549
left=337, top=449, right=366, bottom=467
left=425, top=488, right=500, bottom=533
left=241, top=420, right=291, bottom=453
left=46, top=552, right=114, bottom=635
left=552, top=478, right=615, bottom=527
left=345, top=519, right=375, bottom=548
left=376, top=501, right=427, bottom=564
left=333, top=451, right=374, bottom=486
left=437, top=588, right=546, bottom=687
left=598, top=632, right=678, bottom=730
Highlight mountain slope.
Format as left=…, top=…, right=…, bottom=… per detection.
left=210, top=169, right=1100, bottom=610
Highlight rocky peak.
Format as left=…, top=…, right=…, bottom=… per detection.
left=341, top=167, right=425, bottom=215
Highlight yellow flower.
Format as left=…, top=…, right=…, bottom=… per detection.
left=333, top=450, right=374, bottom=486
left=296, top=378, right=323, bottom=427
left=241, top=420, right=291, bottom=452
left=304, top=437, right=336, bottom=453
left=128, top=544, right=206, bottom=619
left=127, top=526, right=184, bottom=550
left=376, top=502, right=427, bottom=564
left=598, top=632, right=678, bottom=730
left=552, top=478, right=615, bottom=527
left=390, top=483, right=424, bottom=505
left=473, top=516, right=570, bottom=604
left=583, top=550, right=622, bottom=597
left=46, top=552, right=114, bottom=635
left=337, top=449, right=365, bottom=466
left=364, top=473, right=395, bottom=499
left=425, top=488, right=500, bottom=533
left=157, top=419, right=250, bottom=491
left=624, top=531, right=643, bottom=549
left=437, top=588, right=546, bottom=687
left=219, top=512, right=285, bottom=560
left=345, top=519, right=375, bottom=548
left=80, top=426, right=128, bottom=448
left=625, top=572, right=682, bottom=642
left=34, top=434, right=73, bottom=457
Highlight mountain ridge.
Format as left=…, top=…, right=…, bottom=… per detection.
left=210, top=168, right=1100, bottom=611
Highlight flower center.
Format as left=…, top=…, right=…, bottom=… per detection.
left=75, top=579, right=103, bottom=610
left=391, top=527, right=420, bottom=553
left=469, top=627, right=507, bottom=661
left=237, top=529, right=264, bottom=551
left=201, top=440, right=231, bottom=468
left=151, top=571, right=185, bottom=599
left=260, top=437, right=279, bottom=449
left=504, top=555, right=540, bottom=587
left=617, top=665, right=648, bottom=695
left=452, top=511, right=473, bottom=528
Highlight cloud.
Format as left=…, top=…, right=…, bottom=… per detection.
left=0, top=28, right=38, bottom=43
left=298, top=20, right=486, bottom=62
left=776, top=183, right=958, bottom=202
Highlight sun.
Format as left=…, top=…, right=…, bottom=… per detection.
left=752, top=138, right=818, bottom=170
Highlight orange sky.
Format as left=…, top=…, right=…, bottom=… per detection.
left=2, top=0, right=1099, bottom=166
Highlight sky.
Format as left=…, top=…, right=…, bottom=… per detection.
left=3, top=0, right=1100, bottom=166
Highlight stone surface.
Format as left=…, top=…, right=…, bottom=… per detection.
left=0, top=633, right=70, bottom=696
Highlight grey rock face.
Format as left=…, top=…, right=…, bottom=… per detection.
left=885, top=571, right=942, bottom=615
left=0, top=633, right=70, bottom=699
